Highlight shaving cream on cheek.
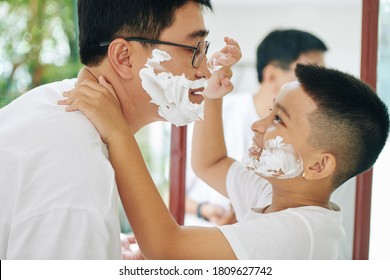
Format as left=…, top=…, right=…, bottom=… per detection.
left=244, top=136, right=304, bottom=179
left=139, top=49, right=208, bottom=126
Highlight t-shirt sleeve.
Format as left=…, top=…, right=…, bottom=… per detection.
left=226, top=161, right=272, bottom=220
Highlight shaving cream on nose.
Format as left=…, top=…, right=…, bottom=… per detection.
left=139, top=49, right=208, bottom=126
left=244, top=136, right=303, bottom=179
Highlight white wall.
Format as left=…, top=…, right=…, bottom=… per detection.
left=204, top=0, right=362, bottom=92
left=204, top=0, right=362, bottom=259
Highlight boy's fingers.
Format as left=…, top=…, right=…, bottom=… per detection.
left=98, top=76, right=119, bottom=102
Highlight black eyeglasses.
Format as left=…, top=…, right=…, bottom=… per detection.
left=99, top=37, right=210, bottom=68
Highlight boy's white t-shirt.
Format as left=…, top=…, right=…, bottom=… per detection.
left=0, top=79, right=121, bottom=259
left=218, top=161, right=345, bottom=260
left=185, top=92, right=259, bottom=226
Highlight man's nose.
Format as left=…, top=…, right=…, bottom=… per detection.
left=195, top=57, right=211, bottom=79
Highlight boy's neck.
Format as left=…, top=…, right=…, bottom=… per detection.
left=265, top=182, right=334, bottom=213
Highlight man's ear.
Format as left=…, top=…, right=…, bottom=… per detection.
left=262, top=64, right=277, bottom=83
left=304, top=153, right=336, bottom=180
left=107, top=39, right=135, bottom=80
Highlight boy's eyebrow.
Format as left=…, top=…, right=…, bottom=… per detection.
left=275, top=102, right=291, bottom=120
left=186, top=29, right=209, bottom=39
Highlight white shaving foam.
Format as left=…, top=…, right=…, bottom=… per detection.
left=207, top=52, right=232, bottom=74
left=139, top=49, right=208, bottom=126
left=244, top=136, right=304, bottom=179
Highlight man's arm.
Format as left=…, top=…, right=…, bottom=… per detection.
left=191, top=98, right=235, bottom=197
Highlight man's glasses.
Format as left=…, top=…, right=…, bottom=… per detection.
left=99, top=37, right=210, bottom=68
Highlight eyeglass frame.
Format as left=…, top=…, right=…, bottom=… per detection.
left=99, top=37, right=210, bottom=68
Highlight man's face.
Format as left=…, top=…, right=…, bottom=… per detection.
left=149, top=1, right=211, bottom=105
left=251, top=81, right=318, bottom=172
left=273, top=51, right=325, bottom=93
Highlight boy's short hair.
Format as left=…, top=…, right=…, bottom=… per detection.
left=77, top=0, right=213, bottom=66
left=296, top=64, right=389, bottom=187
left=256, top=29, right=328, bottom=82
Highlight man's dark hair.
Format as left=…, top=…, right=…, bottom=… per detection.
left=256, top=29, right=328, bottom=82
left=295, top=64, right=390, bottom=187
left=78, top=0, right=212, bottom=66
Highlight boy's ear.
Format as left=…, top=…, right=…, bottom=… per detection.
left=107, top=39, right=135, bottom=80
left=304, top=153, right=336, bottom=180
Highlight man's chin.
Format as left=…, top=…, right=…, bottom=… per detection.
left=189, top=90, right=204, bottom=104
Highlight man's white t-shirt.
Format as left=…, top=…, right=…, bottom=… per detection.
left=0, top=79, right=121, bottom=259
left=218, top=161, right=345, bottom=260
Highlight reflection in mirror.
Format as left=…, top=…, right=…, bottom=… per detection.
left=202, top=0, right=362, bottom=259
left=370, top=0, right=390, bottom=260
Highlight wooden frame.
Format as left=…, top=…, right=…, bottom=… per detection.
left=169, top=126, right=187, bottom=225
left=353, top=0, right=379, bottom=260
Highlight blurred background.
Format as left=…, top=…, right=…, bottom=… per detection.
left=0, top=0, right=389, bottom=259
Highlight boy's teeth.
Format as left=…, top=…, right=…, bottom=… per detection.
left=248, top=146, right=262, bottom=160
left=252, top=142, right=262, bottom=152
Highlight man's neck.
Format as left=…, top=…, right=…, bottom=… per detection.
left=76, top=66, right=98, bottom=84
left=76, top=66, right=159, bottom=133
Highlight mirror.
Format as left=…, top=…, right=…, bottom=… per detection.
left=370, top=0, right=390, bottom=260
left=200, top=0, right=362, bottom=259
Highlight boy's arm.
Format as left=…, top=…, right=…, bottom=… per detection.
left=191, top=37, right=241, bottom=197
left=191, top=97, right=235, bottom=197
left=59, top=78, right=238, bottom=260
left=109, top=132, right=237, bottom=259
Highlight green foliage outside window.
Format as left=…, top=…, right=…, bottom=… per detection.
left=0, top=0, right=81, bottom=107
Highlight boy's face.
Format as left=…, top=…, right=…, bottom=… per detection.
left=251, top=81, right=318, bottom=169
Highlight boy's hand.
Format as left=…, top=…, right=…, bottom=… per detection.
left=203, top=37, right=242, bottom=100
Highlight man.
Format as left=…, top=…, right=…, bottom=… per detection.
left=59, top=64, right=389, bottom=259
left=0, top=0, right=223, bottom=259
left=185, top=29, right=327, bottom=226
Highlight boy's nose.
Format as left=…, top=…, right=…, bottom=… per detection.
left=251, top=117, right=270, bottom=134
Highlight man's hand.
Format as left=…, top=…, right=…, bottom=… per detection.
left=121, top=233, right=145, bottom=260
left=201, top=204, right=237, bottom=226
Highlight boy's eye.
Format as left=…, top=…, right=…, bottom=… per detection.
left=274, top=114, right=284, bottom=125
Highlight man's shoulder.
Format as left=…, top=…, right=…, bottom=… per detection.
left=0, top=78, right=77, bottom=117
left=16, top=78, right=76, bottom=100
